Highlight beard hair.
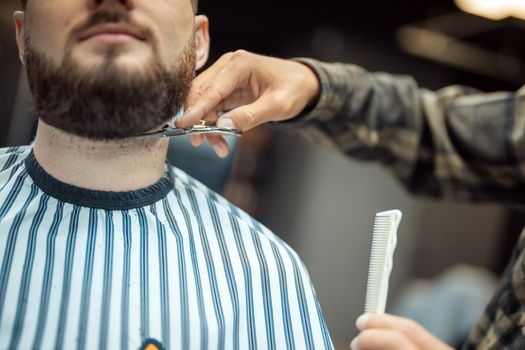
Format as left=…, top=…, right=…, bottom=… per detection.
left=24, top=19, right=196, bottom=141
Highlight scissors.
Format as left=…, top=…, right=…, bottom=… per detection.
left=132, top=120, right=242, bottom=139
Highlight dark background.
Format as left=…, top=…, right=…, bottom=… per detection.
left=199, top=0, right=521, bottom=91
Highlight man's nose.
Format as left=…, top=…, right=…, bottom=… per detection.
left=88, top=0, right=134, bottom=11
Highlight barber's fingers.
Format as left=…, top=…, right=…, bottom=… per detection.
left=217, top=91, right=291, bottom=131
left=355, top=314, right=452, bottom=350
left=185, top=52, right=235, bottom=108
left=189, top=134, right=204, bottom=147
left=351, top=329, right=419, bottom=350
left=220, top=88, right=257, bottom=111
left=187, top=134, right=229, bottom=158
left=205, top=134, right=229, bottom=158
left=179, top=51, right=252, bottom=128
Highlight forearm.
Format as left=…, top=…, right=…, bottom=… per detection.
left=285, top=59, right=525, bottom=206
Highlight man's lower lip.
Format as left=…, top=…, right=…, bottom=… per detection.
left=82, top=34, right=142, bottom=44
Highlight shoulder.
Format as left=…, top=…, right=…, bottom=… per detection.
left=170, top=165, right=303, bottom=261
left=169, top=165, right=334, bottom=348
left=0, top=145, right=31, bottom=157
left=0, top=146, right=31, bottom=171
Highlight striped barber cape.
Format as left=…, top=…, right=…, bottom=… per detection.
left=0, top=146, right=333, bottom=350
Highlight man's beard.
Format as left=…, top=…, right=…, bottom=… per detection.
left=24, top=12, right=196, bottom=140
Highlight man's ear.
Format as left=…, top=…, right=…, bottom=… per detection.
left=13, top=11, right=26, bottom=66
left=194, top=15, right=210, bottom=71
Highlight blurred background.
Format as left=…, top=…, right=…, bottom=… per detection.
left=2, top=0, right=525, bottom=348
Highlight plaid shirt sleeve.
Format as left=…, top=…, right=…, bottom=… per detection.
left=282, top=59, right=525, bottom=348
left=462, top=233, right=525, bottom=350
left=283, top=58, right=525, bottom=208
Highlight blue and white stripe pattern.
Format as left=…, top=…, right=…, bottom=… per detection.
left=0, top=146, right=333, bottom=350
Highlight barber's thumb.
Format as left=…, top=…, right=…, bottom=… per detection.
left=217, top=112, right=254, bottom=131
left=217, top=105, right=266, bottom=132
left=217, top=117, right=238, bottom=130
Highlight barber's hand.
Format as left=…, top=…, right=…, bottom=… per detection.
left=350, top=313, right=453, bottom=350
left=177, top=50, right=320, bottom=157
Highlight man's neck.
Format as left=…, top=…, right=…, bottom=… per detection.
left=33, top=120, right=170, bottom=192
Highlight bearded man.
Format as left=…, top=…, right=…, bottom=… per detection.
left=0, top=0, right=333, bottom=349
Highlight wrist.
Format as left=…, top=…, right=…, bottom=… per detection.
left=298, top=62, right=321, bottom=111
left=277, top=58, right=333, bottom=127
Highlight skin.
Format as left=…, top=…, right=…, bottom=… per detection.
left=351, top=313, right=453, bottom=350
left=13, top=0, right=210, bottom=191
left=177, top=51, right=321, bottom=157
left=178, top=51, right=455, bottom=349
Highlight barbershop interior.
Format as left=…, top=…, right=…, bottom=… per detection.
left=1, top=0, right=524, bottom=349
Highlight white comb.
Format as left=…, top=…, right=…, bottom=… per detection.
left=364, top=210, right=402, bottom=314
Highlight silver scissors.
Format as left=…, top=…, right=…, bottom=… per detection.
left=132, top=120, right=242, bottom=139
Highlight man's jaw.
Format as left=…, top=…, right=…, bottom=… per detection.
left=36, top=119, right=171, bottom=152
left=24, top=22, right=196, bottom=142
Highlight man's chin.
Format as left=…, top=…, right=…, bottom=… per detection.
left=26, top=35, right=195, bottom=145
left=70, top=46, right=155, bottom=75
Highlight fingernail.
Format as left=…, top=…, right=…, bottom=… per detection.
left=217, top=118, right=236, bottom=129
left=356, top=314, right=369, bottom=330
left=190, top=136, right=200, bottom=147
left=350, top=337, right=358, bottom=350
left=213, top=145, right=227, bottom=158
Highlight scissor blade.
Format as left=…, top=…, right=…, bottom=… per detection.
left=132, top=126, right=242, bottom=139
left=132, top=127, right=188, bottom=139
left=185, top=128, right=243, bottom=137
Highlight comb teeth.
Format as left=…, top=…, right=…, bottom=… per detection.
left=364, top=210, right=402, bottom=314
